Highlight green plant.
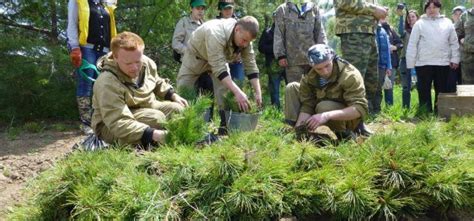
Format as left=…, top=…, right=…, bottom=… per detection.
left=223, top=91, right=259, bottom=113
left=165, top=96, right=212, bottom=146
left=23, top=122, right=44, bottom=133
left=6, top=127, right=22, bottom=140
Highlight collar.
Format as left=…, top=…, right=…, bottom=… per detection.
left=287, top=2, right=315, bottom=15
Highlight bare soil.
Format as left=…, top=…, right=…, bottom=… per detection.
left=0, top=127, right=84, bottom=219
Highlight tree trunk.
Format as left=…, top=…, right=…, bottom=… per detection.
left=49, top=0, right=59, bottom=44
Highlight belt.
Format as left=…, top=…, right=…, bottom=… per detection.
left=83, top=43, right=110, bottom=53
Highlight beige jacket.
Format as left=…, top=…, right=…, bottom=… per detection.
left=185, top=18, right=259, bottom=78
left=92, top=53, right=174, bottom=144
left=172, top=15, right=203, bottom=55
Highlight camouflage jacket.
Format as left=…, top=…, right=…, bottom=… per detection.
left=92, top=53, right=174, bottom=144
left=334, top=0, right=378, bottom=35
left=172, top=15, right=204, bottom=56
left=455, top=8, right=474, bottom=53
left=185, top=19, right=259, bottom=78
left=299, top=57, right=368, bottom=118
left=273, top=2, right=327, bottom=66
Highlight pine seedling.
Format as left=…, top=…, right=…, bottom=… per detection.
left=165, top=96, right=212, bottom=145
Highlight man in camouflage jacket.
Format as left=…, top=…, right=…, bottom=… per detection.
left=92, top=32, right=188, bottom=147
left=285, top=44, right=368, bottom=140
left=273, top=0, right=327, bottom=83
left=334, top=0, right=387, bottom=114
left=455, top=4, right=474, bottom=84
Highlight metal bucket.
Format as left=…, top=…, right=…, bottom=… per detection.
left=224, top=111, right=261, bottom=132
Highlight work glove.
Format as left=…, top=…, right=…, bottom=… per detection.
left=70, top=48, right=82, bottom=68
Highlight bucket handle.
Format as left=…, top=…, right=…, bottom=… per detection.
left=78, top=59, right=100, bottom=82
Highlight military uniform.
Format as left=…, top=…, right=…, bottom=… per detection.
left=285, top=57, right=368, bottom=132
left=177, top=18, right=259, bottom=108
left=334, top=0, right=379, bottom=114
left=172, top=15, right=203, bottom=57
left=92, top=53, right=184, bottom=145
left=273, top=1, right=327, bottom=83
left=455, top=8, right=474, bottom=84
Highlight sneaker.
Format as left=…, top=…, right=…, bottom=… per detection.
left=79, top=124, right=93, bottom=135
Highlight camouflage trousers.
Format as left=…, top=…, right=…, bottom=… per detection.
left=339, top=33, right=379, bottom=114
left=77, top=96, right=92, bottom=126
left=284, top=82, right=361, bottom=132
left=285, top=65, right=311, bottom=83
left=462, top=52, right=474, bottom=84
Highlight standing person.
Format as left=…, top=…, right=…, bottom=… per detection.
left=92, top=32, right=188, bottom=147
left=172, top=0, right=213, bottom=121
left=380, top=10, right=403, bottom=107
left=177, top=16, right=262, bottom=134
left=374, top=19, right=392, bottom=114
left=172, top=0, right=207, bottom=62
left=258, top=20, right=287, bottom=108
left=396, top=3, right=406, bottom=37
left=284, top=44, right=368, bottom=141
left=216, top=0, right=245, bottom=84
left=446, top=5, right=466, bottom=91
left=334, top=0, right=387, bottom=135
left=67, top=0, right=117, bottom=134
left=273, top=0, right=327, bottom=84
left=455, top=2, right=474, bottom=84
left=399, top=10, right=419, bottom=109
left=406, top=0, right=460, bottom=113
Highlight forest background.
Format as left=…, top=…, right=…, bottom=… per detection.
left=0, top=0, right=471, bottom=124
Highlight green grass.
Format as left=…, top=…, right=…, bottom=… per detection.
left=8, top=87, right=474, bottom=220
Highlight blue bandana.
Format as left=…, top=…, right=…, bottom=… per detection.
left=307, top=44, right=335, bottom=66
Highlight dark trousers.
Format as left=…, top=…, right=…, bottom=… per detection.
left=446, top=63, right=462, bottom=93
left=415, top=65, right=449, bottom=113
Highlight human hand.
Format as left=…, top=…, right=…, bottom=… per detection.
left=70, top=48, right=82, bottom=68
left=234, top=90, right=250, bottom=112
left=305, top=112, right=330, bottom=130
left=254, top=92, right=263, bottom=108
left=278, top=58, right=288, bottom=68
left=172, top=93, right=189, bottom=107
left=450, top=63, right=459, bottom=70
left=390, top=45, right=397, bottom=51
left=386, top=69, right=392, bottom=76
left=374, top=6, right=388, bottom=20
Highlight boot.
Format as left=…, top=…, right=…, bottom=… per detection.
left=218, top=110, right=228, bottom=136
left=354, top=121, right=373, bottom=137
left=77, top=96, right=93, bottom=134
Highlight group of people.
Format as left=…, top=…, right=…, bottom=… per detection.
left=66, top=0, right=474, bottom=148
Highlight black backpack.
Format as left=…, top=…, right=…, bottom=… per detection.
left=258, top=23, right=275, bottom=56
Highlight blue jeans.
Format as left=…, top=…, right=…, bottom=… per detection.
left=400, top=69, right=412, bottom=109
left=76, top=47, right=107, bottom=97
left=375, top=67, right=394, bottom=113
left=268, top=69, right=286, bottom=108
left=229, top=62, right=245, bottom=86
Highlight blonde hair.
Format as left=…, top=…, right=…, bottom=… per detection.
left=110, top=31, right=145, bottom=56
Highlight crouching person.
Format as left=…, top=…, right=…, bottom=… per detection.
left=284, top=44, right=369, bottom=141
left=92, top=32, right=189, bottom=147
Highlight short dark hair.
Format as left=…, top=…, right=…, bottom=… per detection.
left=424, top=0, right=442, bottom=12
left=236, top=16, right=259, bottom=38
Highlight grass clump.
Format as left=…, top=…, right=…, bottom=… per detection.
left=165, top=96, right=212, bottom=146
left=8, top=110, right=474, bottom=220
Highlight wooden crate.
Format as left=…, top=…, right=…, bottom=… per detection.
left=457, top=85, right=474, bottom=96
left=438, top=93, right=474, bottom=119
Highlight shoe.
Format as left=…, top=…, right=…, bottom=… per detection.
left=79, top=124, right=94, bottom=135
left=335, top=130, right=357, bottom=142
left=217, top=127, right=228, bottom=136
left=354, top=122, right=373, bottom=137
left=196, top=132, right=220, bottom=147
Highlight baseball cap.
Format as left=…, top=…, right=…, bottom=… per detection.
left=190, top=0, right=207, bottom=8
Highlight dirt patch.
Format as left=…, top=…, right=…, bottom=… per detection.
left=0, top=128, right=84, bottom=219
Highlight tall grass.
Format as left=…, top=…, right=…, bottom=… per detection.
left=8, top=95, right=474, bottom=220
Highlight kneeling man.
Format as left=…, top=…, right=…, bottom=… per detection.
left=285, top=44, right=368, bottom=140
left=92, top=32, right=188, bottom=147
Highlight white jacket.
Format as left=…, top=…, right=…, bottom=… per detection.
left=406, top=14, right=460, bottom=69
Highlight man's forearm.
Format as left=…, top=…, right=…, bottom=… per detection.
left=324, top=106, right=361, bottom=121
